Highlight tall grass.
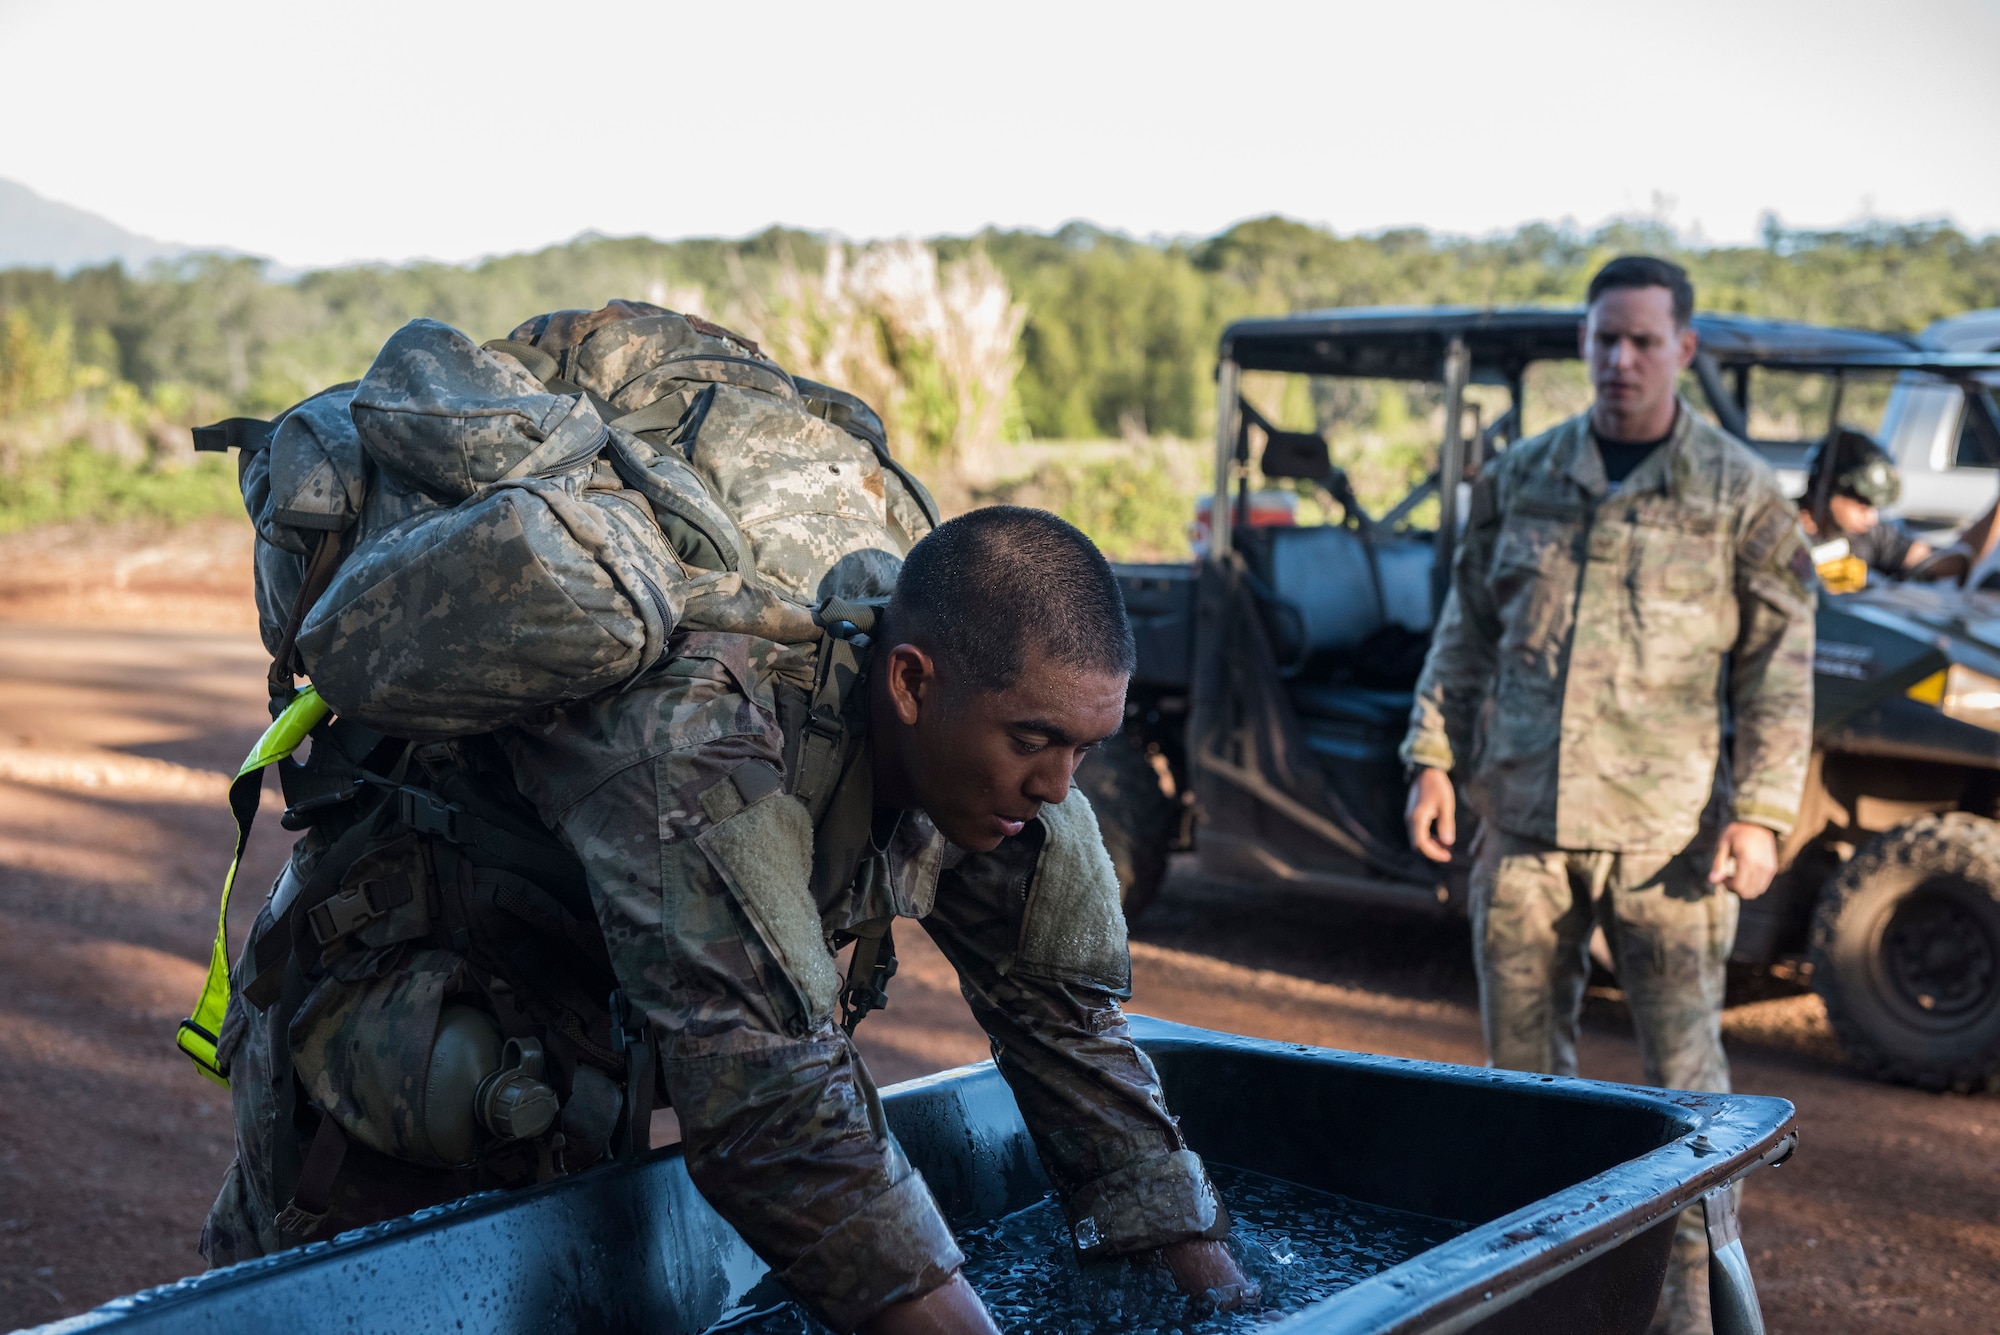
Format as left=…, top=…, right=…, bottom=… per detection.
left=741, top=240, right=1025, bottom=471
left=0, top=309, right=239, bottom=531
left=973, top=437, right=1208, bottom=562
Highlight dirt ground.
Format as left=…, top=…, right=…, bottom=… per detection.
left=0, top=517, right=1995, bottom=1332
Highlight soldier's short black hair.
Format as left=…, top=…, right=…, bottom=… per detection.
left=1587, top=255, right=1695, bottom=328
left=884, top=506, right=1136, bottom=693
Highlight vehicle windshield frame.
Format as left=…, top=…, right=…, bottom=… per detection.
left=1214, top=307, right=2000, bottom=520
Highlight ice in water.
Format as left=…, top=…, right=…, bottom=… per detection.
left=708, top=1163, right=1465, bottom=1334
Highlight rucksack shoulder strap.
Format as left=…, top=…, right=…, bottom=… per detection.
left=787, top=599, right=881, bottom=822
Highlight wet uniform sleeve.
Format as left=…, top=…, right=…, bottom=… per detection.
left=919, top=819, right=1228, bottom=1259
left=1730, top=488, right=1818, bottom=834
left=1401, top=462, right=1505, bottom=773
left=504, top=642, right=961, bottom=1334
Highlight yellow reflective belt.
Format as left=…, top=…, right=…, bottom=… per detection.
left=176, top=687, right=332, bottom=1086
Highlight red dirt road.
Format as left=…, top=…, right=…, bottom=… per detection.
left=0, top=518, right=1995, bottom=1332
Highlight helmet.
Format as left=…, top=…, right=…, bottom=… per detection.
left=1806, top=428, right=1900, bottom=508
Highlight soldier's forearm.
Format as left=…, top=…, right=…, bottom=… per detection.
left=971, top=987, right=1226, bottom=1254
left=1728, top=602, right=1813, bottom=833
left=1404, top=581, right=1500, bottom=773
left=927, top=917, right=1220, bottom=1253
left=667, top=1029, right=965, bottom=1333
left=919, top=828, right=1223, bottom=1257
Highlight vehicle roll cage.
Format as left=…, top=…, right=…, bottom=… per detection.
left=1210, top=306, right=2000, bottom=603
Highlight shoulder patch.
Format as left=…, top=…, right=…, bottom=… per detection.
left=1739, top=502, right=1805, bottom=569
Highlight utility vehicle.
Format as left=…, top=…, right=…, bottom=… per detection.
left=1078, top=306, right=2000, bottom=1091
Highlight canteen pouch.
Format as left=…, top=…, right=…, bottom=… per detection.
left=291, top=949, right=495, bottom=1169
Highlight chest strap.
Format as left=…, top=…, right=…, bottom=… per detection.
left=788, top=599, right=878, bottom=821
left=839, top=916, right=897, bottom=1035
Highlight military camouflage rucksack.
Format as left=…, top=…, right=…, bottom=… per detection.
left=236, top=301, right=935, bottom=738
left=493, top=299, right=936, bottom=604
left=178, top=304, right=935, bottom=1222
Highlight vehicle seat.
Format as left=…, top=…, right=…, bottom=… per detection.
left=1287, top=683, right=1415, bottom=729
left=1264, top=526, right=1434, bottom=657
left=1262, top=527, right=1436, bottom=762
left=1291, top=681, right=1414, bottom=756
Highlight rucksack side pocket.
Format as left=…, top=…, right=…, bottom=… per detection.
left=298, top=476, right=682, bottom=739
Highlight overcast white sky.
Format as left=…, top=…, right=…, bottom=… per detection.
left=2, top=0, right=1996, bottom=270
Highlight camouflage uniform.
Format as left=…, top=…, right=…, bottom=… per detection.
left=500, top=630, right=1226, bottom=1332
left=202, top=303, right=1218, bottom=1326
left=202, top=632, right=1223, bottom=1328
left=1401, top=402, right=1814, bottom=1335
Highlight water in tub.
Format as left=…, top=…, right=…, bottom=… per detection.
left=708, top=1162, right=1467, bottom=1333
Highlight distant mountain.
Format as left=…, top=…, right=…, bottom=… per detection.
left=0, top=177, right=187, bottom=273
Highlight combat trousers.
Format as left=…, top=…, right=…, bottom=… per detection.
left=1469, top=828, right=1740, bottom=1335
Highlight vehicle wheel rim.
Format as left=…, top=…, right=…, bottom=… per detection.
left=1879, top=880, right=2000, bottom=1026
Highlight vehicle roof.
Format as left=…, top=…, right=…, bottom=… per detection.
left=1222, top=305, right=2000, bottom=383
left=1922, top=308, right=2000, bottom=353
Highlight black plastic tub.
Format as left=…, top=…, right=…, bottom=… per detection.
left=18, top=1016, right=1795, bottom=1335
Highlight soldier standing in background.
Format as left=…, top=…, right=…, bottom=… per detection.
left=1399, top=256, right=1816, bottom=1335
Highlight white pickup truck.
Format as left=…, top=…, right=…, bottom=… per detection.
left=1886, top=310, right=2000, bottom=533
left=1766, top=308, right=2000, bottom=535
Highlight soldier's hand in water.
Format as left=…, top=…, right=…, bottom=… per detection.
left=1404, top=766, right=1456, bottom=863
left=1162, top=1238, right=1261, bottom=1311
left=859, top=1271, right=1000, bottom=1335
left=1709, top=822, right=1778, bottom=900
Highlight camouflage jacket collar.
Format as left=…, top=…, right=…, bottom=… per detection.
left=1560, top=398, right=1701, bottom=502
left=816, top=732, right=959, bottom=933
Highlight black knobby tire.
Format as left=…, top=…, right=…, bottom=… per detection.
left=1073, top=734, right=1175, bottom=920
left=1810, top=812, right=2000, bottom=1092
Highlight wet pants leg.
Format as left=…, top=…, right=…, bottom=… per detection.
left=1470, top=831, right=1739, bottom=1335
left=1602, top=844, right=1737, bottom=1335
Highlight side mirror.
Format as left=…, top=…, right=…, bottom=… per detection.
left=1260, top=427, right=1332, bottom=481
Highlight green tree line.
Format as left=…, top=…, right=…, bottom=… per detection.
left=4, top=214, right=1999, bottom=448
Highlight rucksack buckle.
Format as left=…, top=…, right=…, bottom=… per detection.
left=306, top=877, right=413, bottom=946
left=397, top=787, right=462, bottom=841
left=272, top=1202, right=328, bottom=1237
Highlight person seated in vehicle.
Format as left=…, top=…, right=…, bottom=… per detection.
left=1797, top=428, right=2000, bottom=587
left=204, top=506, right=1255, bottom=1335
left=1796, top=428, right=1931, bottom=581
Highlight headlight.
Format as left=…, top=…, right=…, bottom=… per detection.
left=1923, top=665, right=2000, bottom=732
